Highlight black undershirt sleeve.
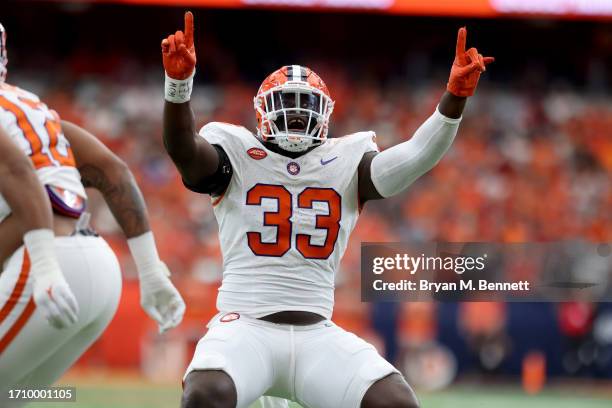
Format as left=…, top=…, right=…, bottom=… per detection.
left=182, top=144, right=233, bottom=195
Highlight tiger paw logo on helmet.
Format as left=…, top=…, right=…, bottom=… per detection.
left=253, top=65, right=334, bottom=153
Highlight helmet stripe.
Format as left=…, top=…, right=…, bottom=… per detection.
left=291, top=64, right=301, bottom=81
left=0, top=24, right=5, bottom=58
left=0, top=23, right=6, bottom=83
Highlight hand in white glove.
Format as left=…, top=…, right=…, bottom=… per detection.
left=24, top=229, right=79, bottom=329
left=128, top=232, right=185, bottom=333
left=139, top=261, right=186, bottom=333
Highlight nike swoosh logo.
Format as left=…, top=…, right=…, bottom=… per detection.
left=320, top=156, right=338, bottom=165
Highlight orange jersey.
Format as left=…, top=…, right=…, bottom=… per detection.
left=0, top=83, right=86, bottom=222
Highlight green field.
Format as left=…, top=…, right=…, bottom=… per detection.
left=25, top=381, right=612, bottom=408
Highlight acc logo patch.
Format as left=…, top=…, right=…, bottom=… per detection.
left=220, top=312, right=240, bottom=323
left=247, top=148, right=267, bottom=160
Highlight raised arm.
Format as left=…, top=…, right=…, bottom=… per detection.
left=359, top=27, right=493, bottom=202
left=0, top=126, right=78, bottom=329
left=161, top=11, right=220, bottom=187
left=62, top=120, right=185, bottom=333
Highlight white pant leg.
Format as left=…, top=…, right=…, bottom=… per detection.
left=294, top=322, right=400, bottom=408
left=184, top=313, right=279, bottom=408
left=17, top=303, right=117, bottom=387
left=0, top=235, right=121, bottom=390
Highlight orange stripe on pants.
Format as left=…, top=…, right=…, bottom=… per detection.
left=0, top=251, right=31, bottom=325
left=0, top=298, right=36, bottom=355
left=0, top=251, right=36, bottom=355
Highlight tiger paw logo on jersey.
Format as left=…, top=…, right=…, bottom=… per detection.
left=287, top=161, right=300, bottom=175
left=247, top=147, right=267, bottom=160
left=220, top=312, right=240, bottom=323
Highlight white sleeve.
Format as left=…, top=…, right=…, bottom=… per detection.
left=370, top=107, right=461, bottom=198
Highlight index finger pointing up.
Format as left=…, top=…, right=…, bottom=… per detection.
left=456, top=27, right=467, bottom=63
left=184, top=11, right=194, bottom=48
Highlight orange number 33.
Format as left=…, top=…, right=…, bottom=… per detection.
left=246, top=184, right=341, bottom=259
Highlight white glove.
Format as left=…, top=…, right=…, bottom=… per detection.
left=24, top=229, right=79, bottom=329
left=128, top=232, right=185, bottom=333
left=139, top=261, right=186, bottom=333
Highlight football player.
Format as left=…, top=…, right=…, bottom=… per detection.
left=161, top=12, right=492, bottom=408
left=0, top=22, right=185, bottom=401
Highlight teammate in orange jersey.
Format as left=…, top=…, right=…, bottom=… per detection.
left=162, top=12, right=492, bottom=408
left=0, top=22, right=185, bottom=400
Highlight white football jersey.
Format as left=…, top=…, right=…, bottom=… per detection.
left=0, top=83, right=86, bottom=222
left=200, top=122, right=378, bottom=319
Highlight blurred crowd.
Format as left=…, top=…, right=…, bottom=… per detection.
left=8, top=61, right=612, bottom=376
left=2, top=0, right=611, bottom=383
left=9, top=37, right=612, bottom=386
left=13, top=63, right=612, bottom=284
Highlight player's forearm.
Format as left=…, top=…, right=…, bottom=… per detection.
left=79, top=160, right=150, bottom=238
left=162, top=100, right=197, bottom=161
left=60, top=119, right=150, bottom=237
left=163, top=101, right=219, bottom=184
left=370, top=108, right=461, bottom=198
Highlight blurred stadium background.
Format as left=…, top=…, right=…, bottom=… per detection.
left=5, top=0, right=612, bottom=406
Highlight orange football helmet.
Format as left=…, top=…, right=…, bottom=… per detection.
left=254, top=65, right=334, bottom=152
left=0, top=24, right=6, bottom=83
